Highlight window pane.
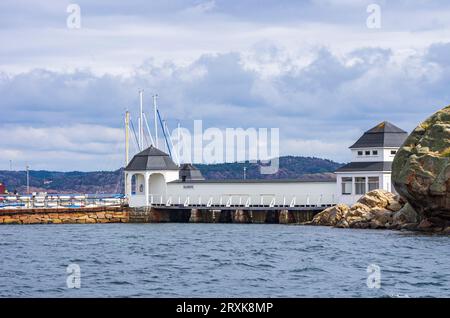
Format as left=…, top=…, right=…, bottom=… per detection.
left=341, top=177, right=352, bottom=195
left=368, top=177, right=379, bottom=191
left=355, top=177, right=366, bottom=195
left=372, top=150, right=378, bottom=155
left=358, top=151, right=363, bottom=156
left=365, top=151, right=370, bottom=155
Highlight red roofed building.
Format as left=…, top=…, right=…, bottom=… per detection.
left=0, top=182, right=6, bottom=194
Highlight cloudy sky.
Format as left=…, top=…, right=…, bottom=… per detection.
left=1, top=0, right=450, bottom=171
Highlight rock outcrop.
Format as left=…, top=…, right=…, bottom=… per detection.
left=311, top=190, right=408, bottom=230
left=392, top=105, right=450, bottom=231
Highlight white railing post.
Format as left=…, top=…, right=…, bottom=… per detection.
left=226, top=196, right=232, bottom=207
left=290, top=197, right=296, bottom=208
left=270, top=197, right=275, bottom=208
left=207, top=197, right=213, bottom=207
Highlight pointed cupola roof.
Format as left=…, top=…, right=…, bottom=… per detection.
left=350, top=121, right=408, bottom=149
left=179, top=163, right=205, bottom=181
left=125, top=146, right=179, bottom=171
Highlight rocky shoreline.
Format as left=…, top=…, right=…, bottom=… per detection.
left=309, top=105, right=450, bottom=235
left=309, top=189, right=448, bottom=234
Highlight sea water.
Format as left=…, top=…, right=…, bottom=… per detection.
left=0, top=223, right=449, bottom=297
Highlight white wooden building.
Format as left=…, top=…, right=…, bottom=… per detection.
left=335, top=121, right=407, bottom=205
left=124, top=121, right=407, bottom=208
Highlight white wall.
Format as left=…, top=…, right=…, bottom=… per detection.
left=336, top=172, right=391, bottom=206
left=351, top=147, right=398, bottom=162
left=351, top=148, right=383, bottom=162
left=382, top=148, right=398, bottom=162
left=165, top=181, right=336, bottom=206
left=126, top=170, right=179, bottom=207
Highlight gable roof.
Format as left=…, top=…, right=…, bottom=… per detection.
left=350, top=121, right=408, bottom=149
left=179, top=163, right=205, bottom=181
left=124, top=146, right=179, bottom=171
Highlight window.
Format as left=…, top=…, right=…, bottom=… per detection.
left=372, top=150, right=378, bottom=156
left=368, top=177, right=379, bottom=191
left=341, top=177, right=352, bottom=195
left=355, top=177, right=366, bottom=195
left=391, top=150, right=397, bottom=155
left=131, top=175, right=137, bottom=195
left=365, top=150, right=371, bottom=156
left=357, top=151, right=363, bottom=156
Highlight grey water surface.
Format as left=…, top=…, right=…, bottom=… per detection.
left=0, top=223, right=449, bottom=297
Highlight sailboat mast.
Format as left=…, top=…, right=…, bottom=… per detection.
left=125, top=110, right=130, bottom=165
left=139, top=90, right=144, bottom=150
left=153, top=94, right=159, bottom=148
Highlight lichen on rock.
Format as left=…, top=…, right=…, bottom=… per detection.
left=392, top=105, right=450, bottom=223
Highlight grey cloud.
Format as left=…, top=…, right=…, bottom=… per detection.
left=1, top=44, right=449, bottom=170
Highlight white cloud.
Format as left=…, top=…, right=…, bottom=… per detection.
left=1, top=1, right=450, bottom=170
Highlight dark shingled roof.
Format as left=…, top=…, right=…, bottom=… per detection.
left=350, top=121, right=407, bottom=149
left=125, top=146, right=179, bottom=171
left=179, top=163, right=205, bottom=181
left=335, top=161, right=392, bottom=173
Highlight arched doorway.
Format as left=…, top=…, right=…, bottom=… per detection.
left=148, top=173, right=167, bottom=204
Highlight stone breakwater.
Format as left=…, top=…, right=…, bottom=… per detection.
left=0, top=206, right=129, bottom=224
left=0, top=206, right=321, bottom=225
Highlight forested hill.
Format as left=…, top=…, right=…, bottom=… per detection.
left=0, top=156, right=343, bottom=194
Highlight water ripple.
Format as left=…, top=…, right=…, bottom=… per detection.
left=0, top=223, right=449, bottom=297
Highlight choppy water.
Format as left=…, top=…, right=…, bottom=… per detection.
left=0, top=224, right=449, bottom=298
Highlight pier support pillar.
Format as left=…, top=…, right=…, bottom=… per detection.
left=189, top=209, right=215, bottom=223
left=232, top=209, right=251, bottom=223
left=279, top=210, right=296, bottom=224
left=189, top=209, right=202, bottom=223
left=292, top=210, right=317, bottom=223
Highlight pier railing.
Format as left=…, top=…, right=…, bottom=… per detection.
left=0, top=194, right=125, bottom=209
left=147, top=194, right=336, bottom=210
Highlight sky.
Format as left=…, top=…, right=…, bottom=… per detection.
left=1, top=0, right=450, bottom=171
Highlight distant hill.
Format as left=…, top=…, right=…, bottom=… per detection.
left=195, top=156, right=342, bottom=180
left=0, top=156, right=343, bottom=194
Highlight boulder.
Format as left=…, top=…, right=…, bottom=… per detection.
left=392, top=105, right=450, bottom=222
left=369, top=208, right=393, bottom=225
left=392, top=203, right=419, bottom=227
left=311, top=204, right=349, bottom=226
left=357, top=189, right=398, bottom=209
left=310, top=190, right=405, bottom=229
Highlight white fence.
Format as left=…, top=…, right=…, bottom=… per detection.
left=0, top=194, right=125, bottom=209
left=148, top=193, right=336, bottom=209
